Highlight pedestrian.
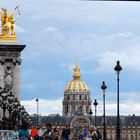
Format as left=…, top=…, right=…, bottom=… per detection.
left=87, top=125, right=98, bottom=140
left=81, top=127, right=89, bottom=140
left=54, top=127, right=60, bottom=140
left=9, top=124, right=19, bottom=140
left=61, top=125, right=70, bottom=140
left=30, top=126, right=38, bottom=140
left=38, top=127, right=44, bottom=140
left=42, top=123, right=54, bottom=140
left=19, top=123, right=30, bottom=140
left=96, top=129, right=102, bottom=140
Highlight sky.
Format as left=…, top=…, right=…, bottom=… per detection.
left=1, top=0, right=140, bottom=116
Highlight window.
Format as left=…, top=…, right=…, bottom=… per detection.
left=67, top=95, right=70, bottom=100
left=73, top=95, right=75, bottom=100
left=86, top=106, right=88, bottom=113
left=66, top=106, right=68, bottom=113
left=79, top=95, right=82, bottom=100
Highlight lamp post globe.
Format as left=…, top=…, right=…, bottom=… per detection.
left=101, top=81, right=107, bottom=140
left=93, top=99, right=98, bottom=127
left=114, top=61, right=122, bottom=140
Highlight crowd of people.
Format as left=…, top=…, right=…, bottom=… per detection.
left=9, top=123, right=70, bottom=140
left=8, top=123, right=101, bottom=140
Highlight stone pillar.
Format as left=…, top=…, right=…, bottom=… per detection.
left=13, top=59, right=21, bottom=100
left=68, top=104, right=72, bottom=116
left=83, top=104, right=86, bottom=115
left=0, top=59, right=5, bottom=88
left=0, top=42, right=26, bottom=101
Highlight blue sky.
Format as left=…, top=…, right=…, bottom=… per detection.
left=1, top=0, right=140, bottom=115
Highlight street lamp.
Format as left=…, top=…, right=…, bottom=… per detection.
left=7, top=92, right=14, bottom=129
left=1, top=89, right=8, bottom=120
left=7, top=92, right=14, bottom=119
left=93, top=99, right=98, bottom=127
left=12, top=98, right=19, bottom=122
left=1, top=89, right=8, bottom=130
left=114, top=61, right=122, bottom=140
left=101, top=81, right=107, bottom=140
left=89, top=109, right=93, bottom=125
left=36, top=99, right=39, bottom=127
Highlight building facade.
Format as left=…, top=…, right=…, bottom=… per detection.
left=31, top=64, right=140, bottom=140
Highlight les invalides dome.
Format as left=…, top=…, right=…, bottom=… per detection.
left=62, top=63, right=92, bottom=116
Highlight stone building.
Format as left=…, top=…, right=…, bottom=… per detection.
left=62, top=63, right=91, bottom=116
left=31, top=114, right=140, bottom=140
left=31, top=64, right=140, bottom=140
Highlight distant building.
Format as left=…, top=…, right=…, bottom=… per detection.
left=62, top=62, right=92, bottom=116
left=31, top=63, right=140, bottom=140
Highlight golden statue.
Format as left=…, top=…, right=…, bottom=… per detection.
left=0, top=6, right=20, bottom=40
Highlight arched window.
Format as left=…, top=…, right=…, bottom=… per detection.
left=79, top=95, right=82, bottom=100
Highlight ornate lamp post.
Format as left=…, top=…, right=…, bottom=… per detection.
left=89, top=109, right=93, bottom=125
left=13, top=98, right=20, bottom=123
left=36, top=99, right=39, bottom=127
left=0, top=90, right=2, bottom=106
left=0, top=89, right=2, bottom=129
left=7, top=92, right=14, bottom=119
left=7, top=92, right=14, bottom=129
left=17, top=104, right=22, bottom=125
left=101, top=81, right=107, bottom=140
left=1, top=89, right=8, bottom=120
left=114, top=61, right=122, bottom=140
left=93, top=99, right=98, bottom=127
left=20, top=106, right=26, bottom=124
left=1, top=89, right=8, bottom=129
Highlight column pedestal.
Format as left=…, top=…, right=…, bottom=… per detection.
left=0, top=41, right=26, bottom=100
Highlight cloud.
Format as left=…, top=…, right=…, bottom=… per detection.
left=21, top=97, right=140, bottom=116
left=94, top=46, right=140, bottom=73
left=16, top=25, right=29, bottom=34
left=21, top=99, right=63, bottom=116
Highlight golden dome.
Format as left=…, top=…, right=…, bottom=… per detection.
left=65, top=63, right=89, bottom=93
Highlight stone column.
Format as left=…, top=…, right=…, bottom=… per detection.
left=83, top=104, right=86, bottom=115
left=13, top=59, right=22, bottom=100
left=68, top=104, right=72, bottom=116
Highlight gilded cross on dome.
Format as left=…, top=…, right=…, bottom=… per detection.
left=0, top=6, right=20, bottom=41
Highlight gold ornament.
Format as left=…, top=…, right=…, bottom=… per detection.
left=0, top=6, right=20, bottom=41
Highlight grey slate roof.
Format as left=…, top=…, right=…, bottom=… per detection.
left=31, top=114, right=140, bottom=126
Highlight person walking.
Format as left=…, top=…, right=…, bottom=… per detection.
left=87, top=126, right=98, bottom=140
left=61, top=126, right=70, bottom=140
left=42, top=123, right=54, bottom=140
left=30, top=126, right=38, bottom=140
left=54, top=127, right=60, bottom=140
left=81, top=128, right=89, bottom=140
left=9, top=124, right=19, bottom=140
left=19, top=123, right=30, bottom=140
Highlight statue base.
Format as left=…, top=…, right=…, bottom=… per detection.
left=0, top=34, right=16, bottom=41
